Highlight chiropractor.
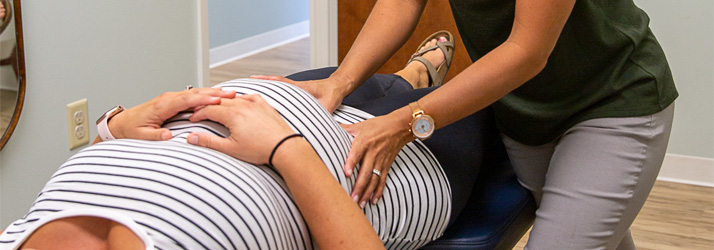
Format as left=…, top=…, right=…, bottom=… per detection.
left=255, top=0, right=678, bottom=249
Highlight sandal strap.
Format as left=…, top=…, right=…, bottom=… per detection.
left=410, top=56, right=442, bottom=86
left=409, top=40, right=455, bottom=66
left=436, top=40, right=454, bottom=67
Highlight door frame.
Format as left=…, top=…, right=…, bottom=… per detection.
left=309, top=0, right=338, bottom=68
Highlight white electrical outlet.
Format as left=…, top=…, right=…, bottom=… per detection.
left=67, top=99, right=89, bottom=149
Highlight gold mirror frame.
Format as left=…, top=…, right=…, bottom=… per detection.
left=0, top=0, right=25, bottom=151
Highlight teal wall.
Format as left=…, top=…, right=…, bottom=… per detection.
left=208, top=0, right=309, bottom=48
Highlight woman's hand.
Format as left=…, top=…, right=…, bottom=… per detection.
left=186, top=94, right=296, bottom=165
left=106, top=88, right=236, bottom=141
left=342, top=111, right=414, bottom=207
left=250, top=75, right=347, bottom=113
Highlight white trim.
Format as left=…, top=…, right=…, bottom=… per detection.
left=209, top=21, right=310, bottom=69
left=197, top=0, right=210, bottom=87
left=657, top=153, right=714, bottom=187
left=309, top=0, right=338, bottom=68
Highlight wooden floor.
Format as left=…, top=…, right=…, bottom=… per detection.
left=209, top=38, right=311, bottom=85
left=209, top=38, right=714, bottom=250
left=513, top=181, right=714, bottom=250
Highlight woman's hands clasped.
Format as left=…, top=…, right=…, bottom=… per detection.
left=107, top=88, right=236, bottom=141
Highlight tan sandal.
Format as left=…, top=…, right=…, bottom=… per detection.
left=406, top=30, right=455, bottom=87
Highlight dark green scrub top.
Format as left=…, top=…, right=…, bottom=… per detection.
left=449, top=0, right=678, bottom=145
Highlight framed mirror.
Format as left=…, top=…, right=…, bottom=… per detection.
left=0, top=0, right=25, bottom=150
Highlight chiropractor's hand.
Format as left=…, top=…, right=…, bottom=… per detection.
left=186, top=94, right=297, bottom=165
left=250, top=75, right=346, bottom=114
left=106, top=88, right=236, bottom=141
left=342, top=113, right=414, bottom=208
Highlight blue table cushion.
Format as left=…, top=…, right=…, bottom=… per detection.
left=421, top=159, right=536, bottom=250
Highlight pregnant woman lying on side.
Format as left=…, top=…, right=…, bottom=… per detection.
left=0, top=76, right=487, bottom=249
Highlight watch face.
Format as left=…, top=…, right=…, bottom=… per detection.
left=411, top=115, right=435, bottom=139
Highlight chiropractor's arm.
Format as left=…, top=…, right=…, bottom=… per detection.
left=330, top=0, right=427, bottom=92
left=343, top=0, right=578, bottom=206
left=186, top=94, right=385, bottom=250
left=252, top=0, right=428, bottom=113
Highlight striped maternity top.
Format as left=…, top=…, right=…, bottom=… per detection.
left=0, top=79, right=451, bottom=249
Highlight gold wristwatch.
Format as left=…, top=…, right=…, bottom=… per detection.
left=408, top=101, right=435, bottom=140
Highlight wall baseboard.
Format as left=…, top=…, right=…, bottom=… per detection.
left=657, top=153, right=714, bottom=187
left=209, top=21, right=309, bottom=69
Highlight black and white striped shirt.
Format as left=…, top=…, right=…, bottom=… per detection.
left=0, top=79, right=451, bottom=249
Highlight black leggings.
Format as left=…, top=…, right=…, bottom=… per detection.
left=287, top=67, right=488, bottom=226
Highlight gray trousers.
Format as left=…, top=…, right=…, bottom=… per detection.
left=503, top=104, right=675, bottom=250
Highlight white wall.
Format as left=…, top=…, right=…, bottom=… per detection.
left=0, top=1, right=204, bottom=225
left=634, top=0, right=713, bottom=159
left=633, top=0, right=714, bottom=186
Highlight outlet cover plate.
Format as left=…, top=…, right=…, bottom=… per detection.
left=66, top=99, right=89, bottom=149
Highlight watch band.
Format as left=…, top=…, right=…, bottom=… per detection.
left=409, top=101, right=424, bottom=118
left=96, top=105, right=125, bottom=141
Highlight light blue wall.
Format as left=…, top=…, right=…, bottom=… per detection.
left=208, top=0, right=309, bottom=48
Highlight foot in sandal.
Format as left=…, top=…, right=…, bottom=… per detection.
left=395, top=30, right=455, bottom=89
